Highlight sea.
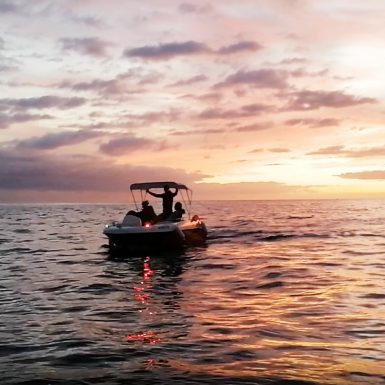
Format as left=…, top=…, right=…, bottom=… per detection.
left=0, top=199, right=384, bottom=385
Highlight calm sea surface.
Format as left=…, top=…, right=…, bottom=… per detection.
left=0, top=200, right=385, bottom=385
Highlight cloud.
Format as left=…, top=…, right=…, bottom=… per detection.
left=199, top=103, right=273, bottom=119
left=284, top=90, right=376, bottom=110
left=0, top=96, right=86, bottom=110
left=308, top=145, right=385, bottom=158
left=0, top=148, right=206, bottom=195
left=170, top=128, right=224, bottom=136
left=123, top=40, right=262, bottom=61
left=0, top=1, right=18, bottom=13
left=178, top=3, right=212, bottom=14
left=215, top=69, right=289, bottom=89
left=217, top=41, right=263, bottom=54
left=99, top=135, right=168, bottom=156
left=60, top=37, right=112, bottom=56
left=269, top=148, right=290, bottom=153
left=67, top=78, right=127, bottom=96
left=15, top=130, right=103, bottom=150
left=170, top=74, right=208, bottom=87
left=338, top=171, right=385, bottom=180
left=0, top=112, right=52, bottom=129
left=285, top=118, right=340, bottom=128
left=123, top=41, right=211, bottom=60
left=235, top=122, right=274, bottom=131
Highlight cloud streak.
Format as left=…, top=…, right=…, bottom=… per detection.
left=285, top=90, right=376, bottom=110
left=123, top=40, right=262, bottom=60
left=60, top=37, right=112, bottom=56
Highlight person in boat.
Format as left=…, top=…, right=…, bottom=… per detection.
left=146, top=184, right=178, bottom=220
left=166, top=201, right=185, bottom=222
left=137, top=200, right=157, bottom=223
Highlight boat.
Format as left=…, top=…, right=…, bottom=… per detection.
left=103, top=182, right=207, bottom=252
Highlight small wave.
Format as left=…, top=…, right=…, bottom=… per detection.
left=256, top=281, right=284, bottom=289
left=13, top=229, right=31, bottom=234
left=288, top=215, right=314, bottom=219
left=360, top=293, right=385, bottom=299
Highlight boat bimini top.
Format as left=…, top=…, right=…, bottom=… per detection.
left=129, top=181, right=193, bottom=219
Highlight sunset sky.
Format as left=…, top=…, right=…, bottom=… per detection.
left=0, top=0, right=384, bottom=202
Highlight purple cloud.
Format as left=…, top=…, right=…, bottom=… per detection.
left=170, top=74, right=208, bottom=87
left=215, top=69, right=289, bottom=89
left=178, top=3, right=212, bottom=14
left=285, top=90, right=376, bottom=110
left=199, top=103, right=273, bottom=119
left=0, top=96, right=86, bottom=110
left=217, top=41, right=262, bottom=55
left=99, top=135, right=158, bottom=156
left=0, top=112, right=52, bottom=129
left=0, top=148, right=206, bottom=193
left=123, top=41, right=211, bottom=60
left=60, top=37, right=112, bottom=56
left=0, top=1, right=18, bottom=13
left=15, top=130, right=103, bottom=150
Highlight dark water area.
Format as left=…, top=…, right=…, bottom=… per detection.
left=0, top=200, right=385, bottom=385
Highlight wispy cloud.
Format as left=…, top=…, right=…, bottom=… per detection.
left=217, top=41, right=263, bottom=55
left=0, top=0, right=18, bottom=13
left=0, top=112, right=52, bottom=129
left=338, top=170, right=385, bottom=180
left=178, top=3, right=212, bottom=14
left=99, top=135, right=172, bottom=156
left=123, top=41, right=211, bottom=60
left=284, top=90, right=376, bottom=110
left=170, top=74, right=208, bottom=87
left=215, top=69, right=289, bottom=89
left=285, top=118, right=340, bottom=128
left=235, top=122, right=274, bottom=132
left=15, top=130, right=103, bottom=150
left=308, top=145, right=385, bottom=158
left=60, top=37, right=112, bottom=57
left=123, top=40, right=262, bottom=60
left=199, top=103, right=273, bottom=119
left=0, top=96, right=86, bottom=111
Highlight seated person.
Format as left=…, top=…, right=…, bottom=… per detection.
left=136, top=200, right=157, bottom=223
left=166, top=201, right=185, bottom=221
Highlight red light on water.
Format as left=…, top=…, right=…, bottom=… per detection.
left=126, top=331, right=161, bottom=344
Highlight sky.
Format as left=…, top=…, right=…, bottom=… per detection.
left=0, top=0, right=384, bottom=202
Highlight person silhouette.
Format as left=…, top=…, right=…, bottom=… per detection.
left=146, top=184, right=178, bottom=220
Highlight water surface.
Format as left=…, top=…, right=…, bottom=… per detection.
left=0, top=200, right=384, bottom=385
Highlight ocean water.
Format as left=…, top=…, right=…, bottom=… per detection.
left=0, top=200, right=385, bottom=385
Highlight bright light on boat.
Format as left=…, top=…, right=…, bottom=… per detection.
left=144, top=223, right=151, bottom=228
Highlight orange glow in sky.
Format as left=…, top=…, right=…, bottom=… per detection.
left=0, top=1, right=384, bottom=202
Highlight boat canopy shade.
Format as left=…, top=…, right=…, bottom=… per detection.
left=130, top=182, right=189, bottom=191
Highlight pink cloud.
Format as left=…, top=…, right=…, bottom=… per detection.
left=284, top=90, right=376, bottom=110
left=215, top=69, right=289, bottom=89
left=308, top=145, right=385, bottom=158
left=15, top=130, right=103, bottom=150
left=338, top=170, right=385, bottom=180
left=285, top=118, right=340, bottom=128
left=60, top=37, right=112, bottom=56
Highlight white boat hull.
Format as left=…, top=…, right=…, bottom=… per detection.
left=104, top=219, right=207, bottom=252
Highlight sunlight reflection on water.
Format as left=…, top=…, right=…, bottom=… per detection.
left=0, top=200, right=384, bottom=384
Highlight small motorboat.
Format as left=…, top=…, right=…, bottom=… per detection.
left=103, top=182, right=207, bottom=252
